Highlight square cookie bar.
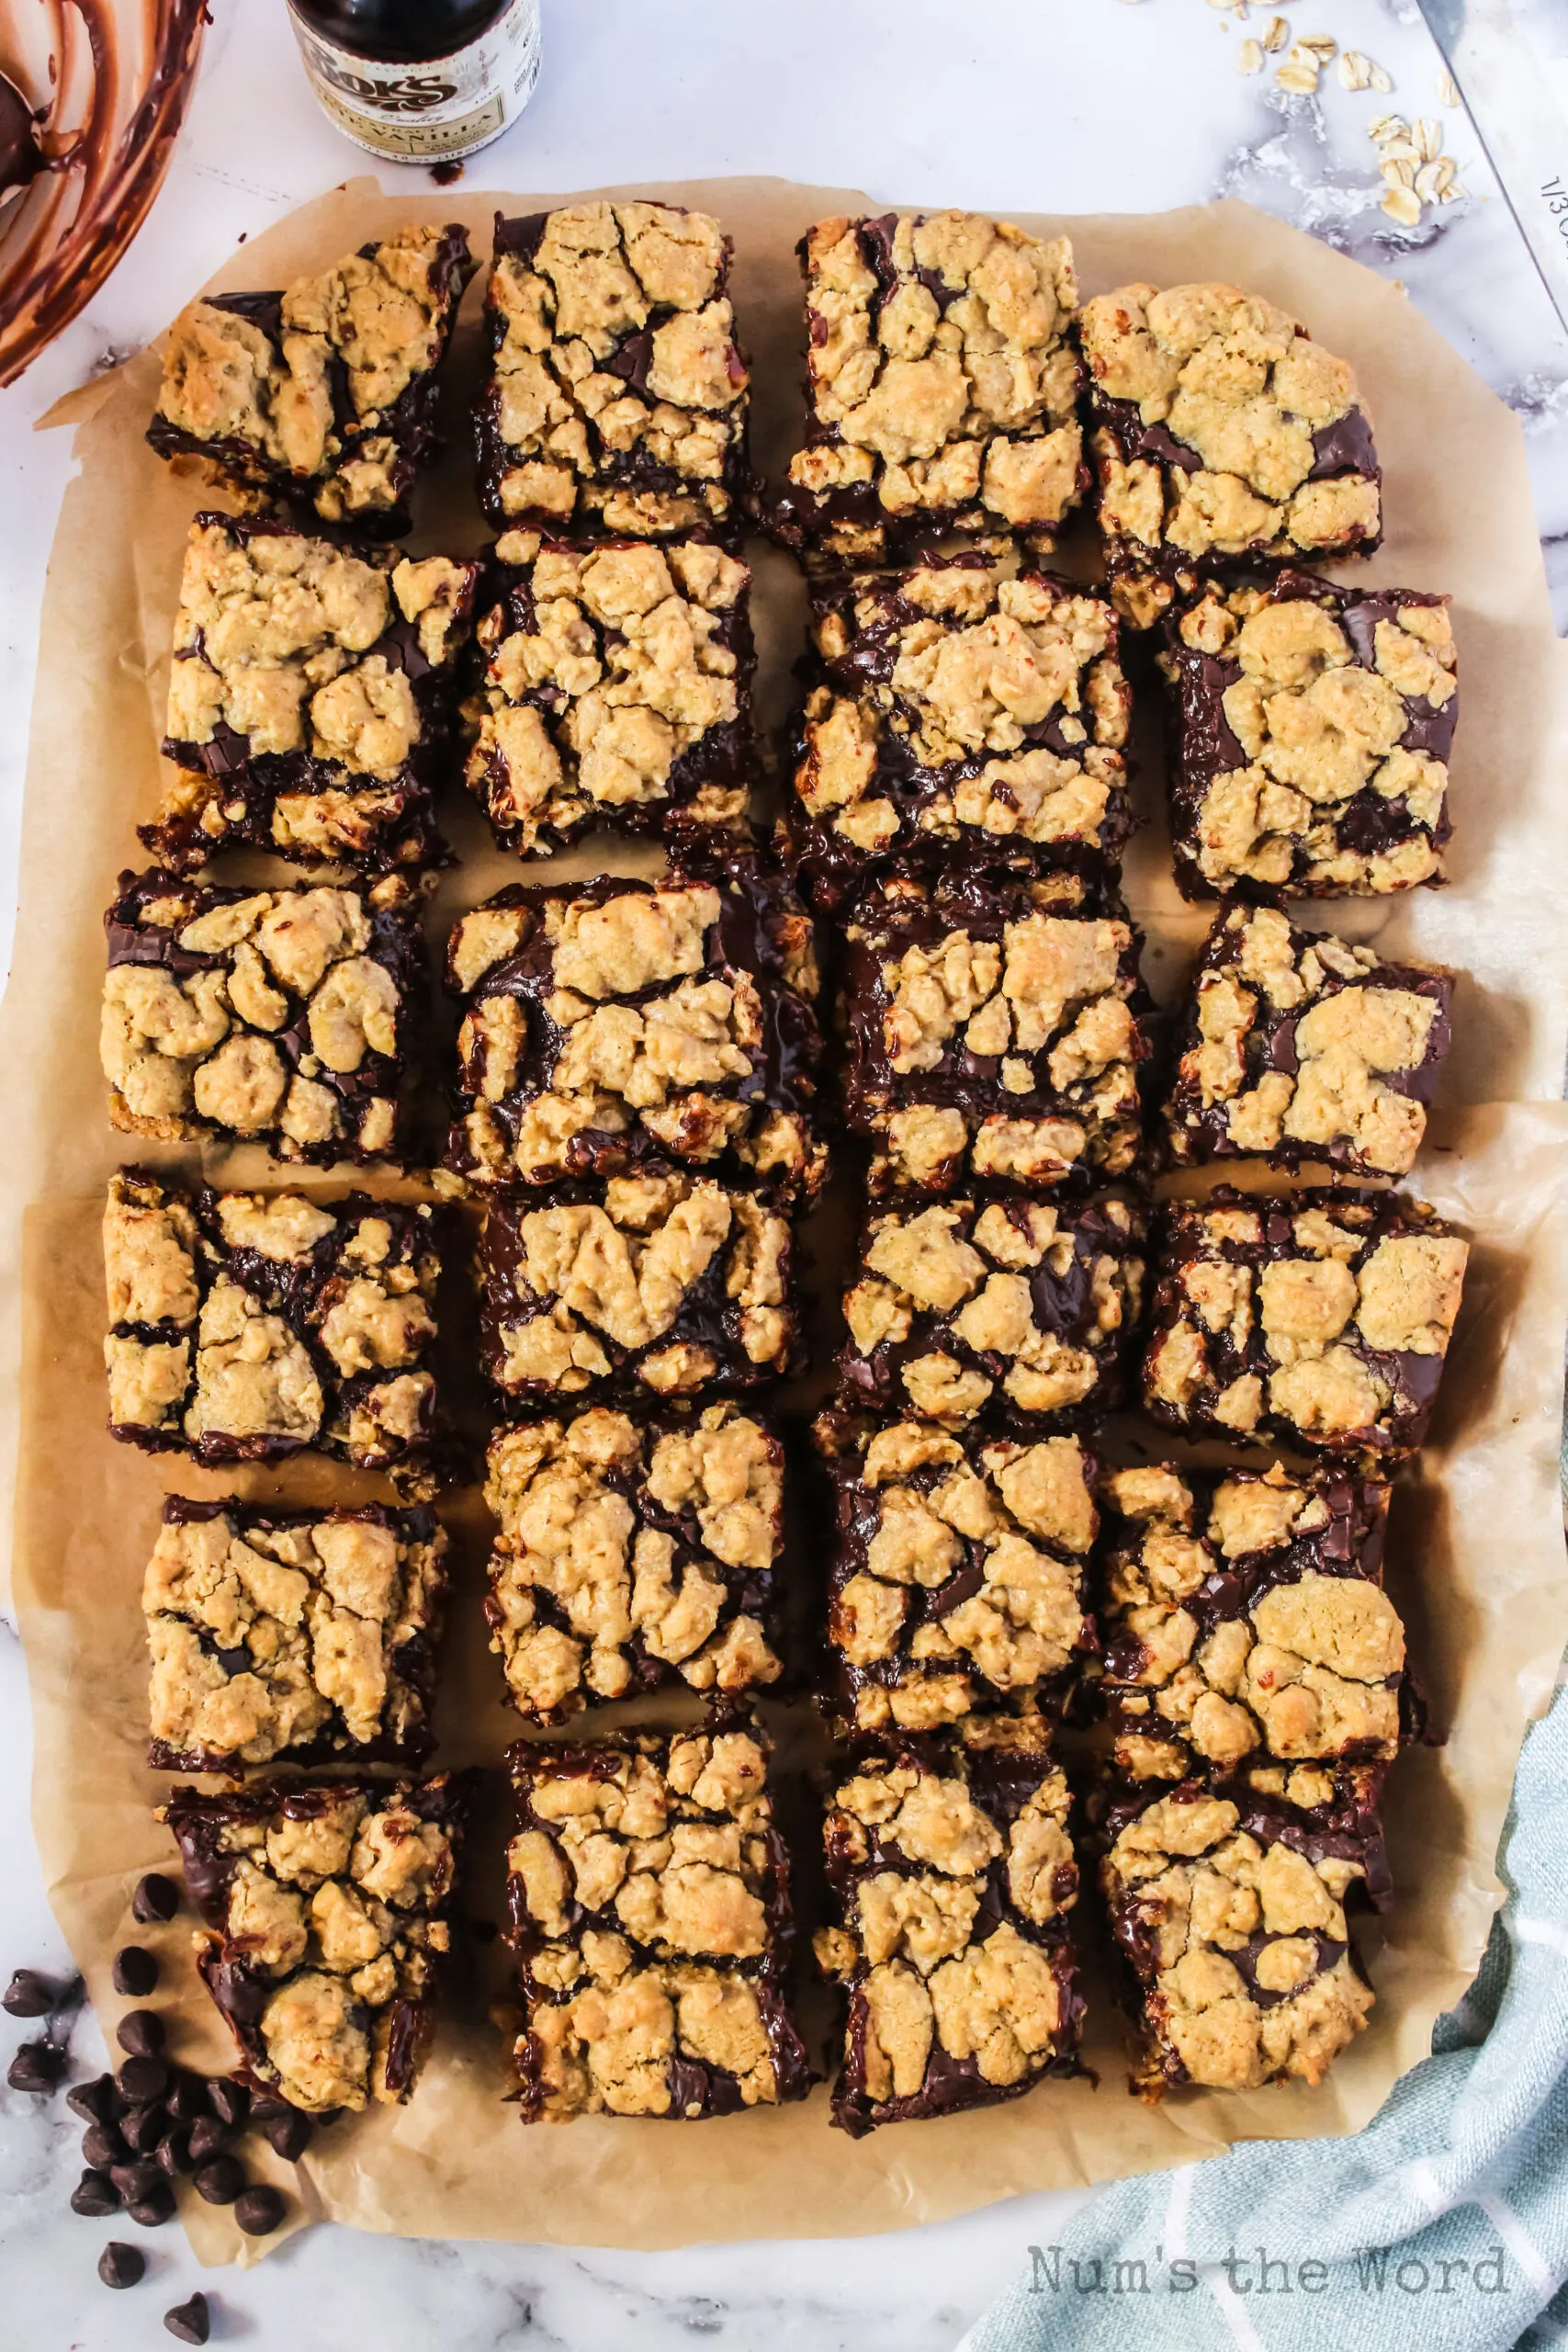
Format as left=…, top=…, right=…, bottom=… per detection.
left=148, top=224, right=473, bottom=535
left=103, top=869, right=423, bottom=1165
left=1077, top=282, right=1381, bottom=628
left=483, top=1404, right=784, bottom=1723
left=1162, top=903, right=1455, bottom=1181
left=144, top=1497, right=447, bottom=1771
left=1143, top=1187, right=1468, bottom=1459
left=445, top=862, right=823, bottom=1195
left=145, top=514, right=478, bottom=873
left=103, top=1170, right=440, bottom=1483
left=1099, top=1462, right=1403, bottom=1786
left=505, top=1720, right=809, bottom=2120
left=786, top=558, right=1134, bottom=911
left=840, top=868, right=1149, bottom=1195
left=1099, top=1777, right=1386, bottom=2095
left=479, top=1169, right=798, bottom=1408
left=1161, top=573, right=1458, bottom=899
left=837, top=1191, right=1145, bottom=1430
left=164, top=1774, right=466, bottom=2114
left=476, top=202, right=751, bottom=540
left=815, top=1413, right=1098, bottom=1734
left=773, top=210, right=1085, bottom=563
left=463, top=536, right=754, bottom=856
left=816, top=1727, right=1082, bottom=2134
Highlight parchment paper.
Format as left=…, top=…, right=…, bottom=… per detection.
left=3, top=179, right=1567, bottom=2261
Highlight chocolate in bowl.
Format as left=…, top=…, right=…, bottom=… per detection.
left=0, top=0, right=205, bottom=386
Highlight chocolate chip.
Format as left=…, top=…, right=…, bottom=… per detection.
left=120, top=2104, right=168, bottom=2154
left=194, top=2154, right=245, bottom=2205
left=207, top=2076, right=249, bottom=2128
left=117, top=2009, right=165, bottom=2059
left=98, top=2239, right=146, bottom=2289
left=67, top=2073, right=120, bottom=2125
left=3, top=1966, right=56, bottom=2017
left=260, top=2109, right=312, bottom=2162
left=235, top=2182, right=286, bottom=2235
left=82, top=2120, right=125, bottom=2170
left=164, top=2291, right=210, bottom=2342
left=109, top=2158, right=163, bottom=2205
left=7, top=2039, right=63, bottom=2093
left=155, top=2125, right=193, bottom=2178
left=186, top=2113, right=231, bottom=2165
left=70, top=2168, right=121, bottom=2218
left=165, top=2072, right=209, bottom=2122
left=132, top=1873, right=179, bottom=1925
left=128, top=2183, right=175, bottom=2228
left=118, top=2055, right=170, bottom=2105
left=113, top=1946, right=160, bottom=1998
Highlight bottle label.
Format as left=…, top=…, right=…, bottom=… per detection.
left=288, top=0, right=542, bottom=162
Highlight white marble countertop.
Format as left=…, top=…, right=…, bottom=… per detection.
left=2, top=0, right=1564, bottom=2342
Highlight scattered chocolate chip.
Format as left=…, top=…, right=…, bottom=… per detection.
left=98, top=2239, right=145, bottom=2289
left=70, top=2168, right=121, bottom=2218
left=234, top=2182, right=286, bottom=2236
left=187, top=2113, right=231, bottom=2165
left=67, top=2073, right=120, bottom=2125
left=164, top=2290, right=210, bottom=2343
left=194, top=2154, right=245, bottom=2205
left=7, top=2039, right=64, bottom=2093
left=82, top=2120, right=125, bottom=2170
left=120, top=2104, right=168, bottom=2154
left=166, top=2071, right=209, bottom=2121
left=155, top=2125, right=193, bottom=2178
left=118, top=2055, right=170, bottom=2105
left=109, top=2158, right=163, bottom=2205
left=3, top=1966, right=56, bottom=2017
left=117, top=2009, right=165, bottom=2060
left=128, top=2184, right=175, bottom=2228
left=260, top=2109, right=312, bottom=2162
left=112, top=1946, right=160, bottom=1998
left=207, top=2077, right=249, bottom=2128
left=132, top=1874, right=179, bottom=1925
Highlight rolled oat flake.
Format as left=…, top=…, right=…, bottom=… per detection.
left=287, top=0, right=541, bottom=164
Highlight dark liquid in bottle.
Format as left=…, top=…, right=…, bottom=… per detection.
left=289, top=2, right=511, bottom=64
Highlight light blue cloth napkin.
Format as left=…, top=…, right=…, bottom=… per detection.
left=965, top=1680, right=1568, bottom=2350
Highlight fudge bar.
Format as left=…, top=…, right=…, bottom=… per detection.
left=1143, top=1187, right=1468, bottom=1459
left=462, top=535, right=754, bottom=856
left=445, top=863, right=824, bottom=1195
left=145, top=514, right=479, bottom=872
left=1077, top=282, right=1381, bottom=629
left=476, top=202, right=751, bottom=540
left=479, top=1168, right=798, bottom=1408
left=149, top=223, right=474, bottom=535
left=1162, top=902, right=1455, bottom=1180
left=103, top=1169, right=440, bottom=1482
left=816, top=1413, right=1098, bottom=1734
left=103, top=869, right=423, bottom=1165
left=144, top=1496, right=447, bottom=1770
left=484, top=1404, right=784, bottom=1723
left=505, top=1721, right=809, bottom=2119
left=1099, top=1462, right=1404, bottom=1786
left=773, top=210, right=1085, bottom=563
left=164, top=1774, right=466, bottom=2113
left=840, top=867, right=1149, bottom=1195
left=1160, top=574, right=1458, bottom=899
left=816, top=1726, right=1082, bottom=2134
left=787, top=557, right=1134, bottom=911
left=838, top=1191, right=1145, bottom=1429
left=1100, top=1778, right=1385, bottom=2094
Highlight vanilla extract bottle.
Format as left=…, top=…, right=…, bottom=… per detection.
left=287, top=0, right=542, bottom=164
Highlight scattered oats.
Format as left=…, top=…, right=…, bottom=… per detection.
left=1262, top=13, right=1289, bottom=49
left=1415, top=116, right=1443, bottom=161
left=1415, top=158, right=1454, bottom=201
left=1367, top=112, right=1405, bottom=142
left=1438, top=65, right=1460, bottom=106
left=1299, top=33, right=1337, bottom=60
left=1381, top=185, right=1423, bottom=227
left=1442, top=183, right=1467, bottom=202
left=1276, top=44, right=1321, bottom=90
left=1370, top=60, right=1393, bottom=94
left=1381, top=157, right=1417, bottom=190
left=1203, top=0, right=1234, bottom=12
left=1379, top=135, right=1421, bottom=164
left=1237, top=36, right=1264, bottom=72
left=1338, top=50, right=1371, bottom=90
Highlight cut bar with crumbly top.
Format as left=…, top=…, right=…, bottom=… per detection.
left=144, top=1497, right=447, bottom=1771
left=505, top=1720, right=808, bottom=2120
left=814, top=1411, right=1099, bottom=1734
left=462, top=534, right=755, bottom=857
left=840, top=866, right=1150, bottom=1195
left=164, top=1774, right=466, bottom=2113
left=1159, top=573, right=1457, bottom=899
left=1143, top=1186, right=1467, bottom=1459
left=103, top=867, right=423, bottom=1165
left=838, top=1191, right=1145, bottom=1430
left=1098, top=1461, right=1403, bottom=1785
left=1077, top=283, right=1381, bottom=629
left=1100, top=1777, right=1385, bottom=2096
left=483, top=1404, right=784, bottom=1724
left=1162, top=902, right=1455, bottom=1179
left=478, top=1168, right=799, bottom=1407
left=145, top=514, right=479, bottom=873
left=444, top=859, right=824, bottom=1196
left=816, top=1728, right=1082, bottom=2134
left=476, top=202, right=752, bottom=540
left=773, top=210, right=1085, bottom=564
left=148, top=224, right=474, bottom=535
left=786, top=556, right=1134, bottom=910
left=103, top=1168, right=441, bottom=1487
